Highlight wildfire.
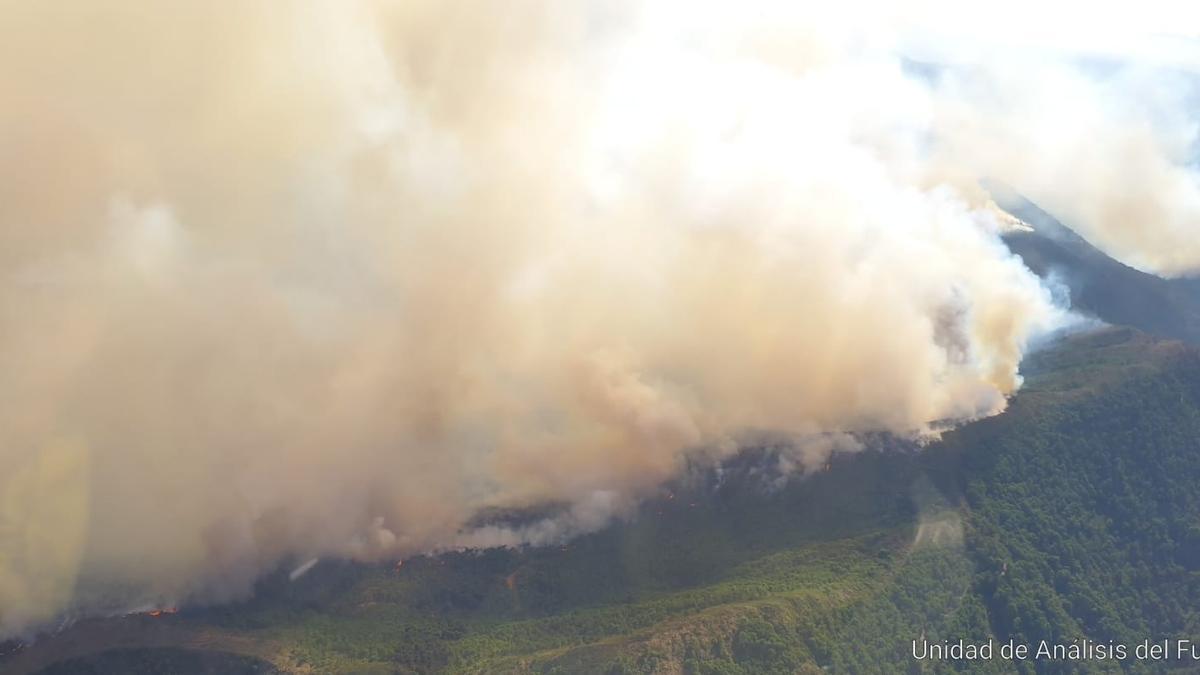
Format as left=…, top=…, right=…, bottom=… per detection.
left=146, top=607, right=178, bottom=617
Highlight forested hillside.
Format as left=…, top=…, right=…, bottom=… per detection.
left=935, top=329, right=1200, bottom=674
left=9, top=327, right=1200, bottom=674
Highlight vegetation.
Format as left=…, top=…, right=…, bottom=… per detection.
left=938, top=330, right=1200, bottom=673
left=36, top=648, right=278, bottom=674
left=18, top=327, right=1200, bottom=674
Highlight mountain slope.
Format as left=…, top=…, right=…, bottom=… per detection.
left=936, top=329, right=1200, bottom=674
left=10, top=207, right=1200, bottom=673
left=1000, top=197, right=1200, bottom=344
left=8, top=328, right=1200, bottom=674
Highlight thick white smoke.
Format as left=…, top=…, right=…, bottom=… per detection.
left=0, top=0, right=1194, bottom=636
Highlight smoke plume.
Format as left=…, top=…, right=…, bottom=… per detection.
left=0, top=0, right=1195, bottom=635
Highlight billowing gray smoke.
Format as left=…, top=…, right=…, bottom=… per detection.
left=1, top=0, right=1195, bottom=636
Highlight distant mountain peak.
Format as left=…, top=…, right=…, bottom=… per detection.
left=996, top=192, right=1200, bottom=344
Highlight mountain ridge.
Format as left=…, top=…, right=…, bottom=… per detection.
left=1000, top=195, right=1200, bottom=345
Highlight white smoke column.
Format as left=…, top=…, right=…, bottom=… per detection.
left=0, top=0, right=1190, bottom=636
